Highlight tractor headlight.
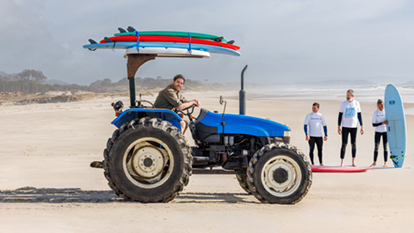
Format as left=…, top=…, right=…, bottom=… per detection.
left=284, top=131, right=291, bottom=137
left=112, top=101, right=124, bottom=111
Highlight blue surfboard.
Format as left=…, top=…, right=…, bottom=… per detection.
left=83, top=41, right=240, bottom=56
left=384, top=84, right=406, bottom=168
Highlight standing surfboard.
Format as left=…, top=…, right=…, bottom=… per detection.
left=384, top=84, right=406, bottom=168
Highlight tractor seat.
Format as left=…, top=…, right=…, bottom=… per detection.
left=192, top=108, right=220, bottom=143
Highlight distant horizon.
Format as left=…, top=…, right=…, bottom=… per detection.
left=45, top=77, right=413, bottom=87
left=3, top=68, right=411, bottom=87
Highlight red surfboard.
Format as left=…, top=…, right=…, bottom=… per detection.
left=311, top=165, right=372, bottom=173
left=99, top=35, right=240, bottom=51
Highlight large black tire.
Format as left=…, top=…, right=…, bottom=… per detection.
left=247, top=143, right=312, bottom=204
left=103, top=117, right=192, bottom=203
left=236, top=174, right=252, bottom=194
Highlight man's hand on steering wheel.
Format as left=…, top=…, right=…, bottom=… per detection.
left=193, top=99, right=201, bottom=107
left=176, top=104, right=195, bottom=117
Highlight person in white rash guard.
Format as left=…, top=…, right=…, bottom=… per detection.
left=304, top=102, right=328, bottom=166
left=338, top=89, right=364, bottom=167
left=371, top=99, right=389, bottom=167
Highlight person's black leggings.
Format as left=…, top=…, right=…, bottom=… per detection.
left=308, top=137, right=323, bottom=164
left=341, top=127, right=357, bottom=159
left=374, top=132, right=388, bottom=162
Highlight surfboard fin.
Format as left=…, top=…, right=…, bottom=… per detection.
left=227, top=40, right=235, bottom=44
left=87, top=39, right=98, bottom=51
left=214, top=37, right=223, bottom=42
left=86, top=40, right=97, bottom=51
left=118, top=27, right=127, bottom=33
left=127, top=26, right=136, bottom=32
left=104, top=37, right=113, bottom=43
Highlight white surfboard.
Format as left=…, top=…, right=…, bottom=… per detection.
left=384, top=84, right=406, bottom=168
left=123, top=47, right=210, bottom=58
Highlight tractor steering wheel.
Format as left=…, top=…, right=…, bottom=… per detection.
left=141, top=100, right=154, bottom=108
left=135, top=100, right=154, bottom=108
left=176, top=105, right=196, bottom=118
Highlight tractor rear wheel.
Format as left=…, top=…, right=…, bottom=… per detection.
left=247, top=143, right=312, bottom=204
left=103, top=117, right=192, bottom=203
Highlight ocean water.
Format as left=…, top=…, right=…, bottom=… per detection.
left=248, top=84, right=414, bottom=115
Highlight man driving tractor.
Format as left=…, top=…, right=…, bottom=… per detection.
left=154, top=74, right=201, bottom=133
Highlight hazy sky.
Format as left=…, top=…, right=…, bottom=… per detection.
left=1, top=0, right=413, bottom=85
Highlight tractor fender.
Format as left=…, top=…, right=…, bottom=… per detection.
left=111, top=108, right=182, bottom=130
left=197, top=109, right=290, bottom=137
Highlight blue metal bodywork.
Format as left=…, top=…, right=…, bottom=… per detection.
left=199, top=110, right=289, bottom=137
left=112, top=108, right=289, bottom=138
left=112, top=108, right=182, bottom=129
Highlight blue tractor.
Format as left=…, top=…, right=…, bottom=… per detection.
left=88, top=38, right=312, bottom=204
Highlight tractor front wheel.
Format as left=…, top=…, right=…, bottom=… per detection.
left=247, top=143, right=312, bottom=204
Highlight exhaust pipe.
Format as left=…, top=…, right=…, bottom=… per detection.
left=240, top=65, right=248, bottom=115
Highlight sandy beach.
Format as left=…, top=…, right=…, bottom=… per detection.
left=0, top=90, right=413, bottom=233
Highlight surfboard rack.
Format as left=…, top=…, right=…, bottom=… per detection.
left=84, top=28, right=239, bottom=106
left=123, top=48, right=211, bottom=58
left=126, top=54, right=156, bottom=107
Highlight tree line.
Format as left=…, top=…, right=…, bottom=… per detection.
left=0, top=69, right=47, bottom=83
left=0, top=70, right=208, bottom=94
left=0, top=69, right=89, bottom=93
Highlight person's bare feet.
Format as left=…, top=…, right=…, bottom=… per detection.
left=371, top=162, right=377, bottom=167
left=383, top=163, right=388, bottom=167
left=352, top=158, right=356, bottom=167
left=320, top=163, right=324, bottom=166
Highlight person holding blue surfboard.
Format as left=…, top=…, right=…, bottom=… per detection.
left=384, top=84, right=407, bottom=168
left=371, top=99, right=389, bottom=167
left=338, top=89, right=364, bottom=167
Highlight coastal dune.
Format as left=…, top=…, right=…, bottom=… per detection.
left=0, top=91, right=413, bottom=233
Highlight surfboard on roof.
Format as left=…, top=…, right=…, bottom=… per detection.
left=83, top=41, right=240, bottom=56
left=84, top=27, right=240, bottom=57
left=100, top=35, right=240, bottom=51
left=114, top=27, right=230, bottom=43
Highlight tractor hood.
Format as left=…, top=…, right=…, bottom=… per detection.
left=196, top=108, right=290, bottom=137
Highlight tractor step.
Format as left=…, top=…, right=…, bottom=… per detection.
left=90, top=161, right=103, bottom=169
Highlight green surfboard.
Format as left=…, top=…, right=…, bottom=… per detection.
left=114, top=31, right=229, bottom=43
